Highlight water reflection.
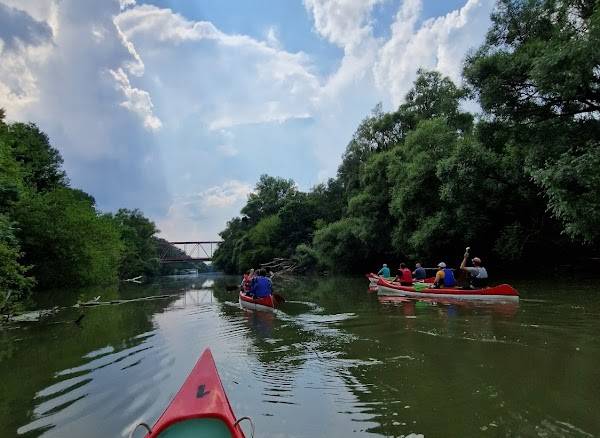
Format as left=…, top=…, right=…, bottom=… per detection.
left=2, top=275, right=599, bottom=437
left=378, top=295, right=520, bottom=318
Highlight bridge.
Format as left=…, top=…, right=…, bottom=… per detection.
left=159, top=241, right=221, bottom=263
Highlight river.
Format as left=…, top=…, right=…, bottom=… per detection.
left=1, top=275, right=599, bottom=437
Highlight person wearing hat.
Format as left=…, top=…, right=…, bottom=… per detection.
left=460, top=254, right=488, bottom=289
left=433, top=262, right=456, bottom=288
left=377, top=263, right=391, bottom=278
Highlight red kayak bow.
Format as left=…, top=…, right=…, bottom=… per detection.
left=134, top=349, right=247, bottom=437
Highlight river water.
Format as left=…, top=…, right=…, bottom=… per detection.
left=1, top=275, right=599, bottom=437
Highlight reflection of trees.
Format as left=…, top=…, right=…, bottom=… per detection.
left=297, top=278, right=599, bottom=437
left=0, top=285, right=178, bottom=437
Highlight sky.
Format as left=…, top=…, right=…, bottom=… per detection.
left=0, top=0, right=495, bottom=241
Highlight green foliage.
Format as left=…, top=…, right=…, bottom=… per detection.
left=387, top=118, right=459, bottom=257
left=0, top=138, right=24, bottom=211
left=293, top=243, right=321, bottom=272
left=238, top=214, right=282, bottom=270
left=399, top=69, right=473, bottom=133
left=0, top=112, right=168, bottom=308
left=531, top=147, right=600, bottom=242
left=464, top=0, right=600, bottom=244
left=13, top=188, right=123, bottom=289
left=0, top=215, right=34, bottom=314
left=0, top=122, right=67, bottom=192
left=241, top=175, right=297, bottom=224
left=213, top=217, right=248, bottom=273
left=111, top=209, right=160, bottom=278
left=312, top=218, right=369, bottom=272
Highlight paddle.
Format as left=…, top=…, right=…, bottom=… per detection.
left=273, top=293, right=285, bottom=305
left=457, top=246, right=470, bottom=288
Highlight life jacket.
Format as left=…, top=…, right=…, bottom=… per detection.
left=399, top=268, right=412, bottom=284
left=413, top=267, right=426, bottom=280
left=250, top=276, right=272, bottom=298
left=443, top=268, right=456, bottom=287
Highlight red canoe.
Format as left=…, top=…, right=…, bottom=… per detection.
left=377, top=277, right=519, bottom=302
left=367, top=273, right=434, bottom=289
left=137, top=349, right=246, bottom=437
left=239, top=291, right=278, bottom=313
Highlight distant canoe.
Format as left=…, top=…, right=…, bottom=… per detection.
left=239, top=292, right=278, bottom=312
left=366, top=273, right=395, bottom=286
left=377, top=278, right=519, bottom=302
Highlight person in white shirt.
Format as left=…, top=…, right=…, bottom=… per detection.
left=460, top=255, right=488, bottom=289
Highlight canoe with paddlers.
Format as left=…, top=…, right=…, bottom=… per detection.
left=377, top=277, right=519, bottom=302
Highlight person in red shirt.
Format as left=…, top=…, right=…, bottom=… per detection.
left=241, top=268, right=254, bottom=292
left=394, top=263, right=413, bottom=286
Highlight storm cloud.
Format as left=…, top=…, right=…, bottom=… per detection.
left=0, top=2, right=52, bottom=50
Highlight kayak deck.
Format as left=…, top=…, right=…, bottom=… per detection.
left=155, top=418, right=233, bottom=437
left=145, top=349, right=245, bottom=438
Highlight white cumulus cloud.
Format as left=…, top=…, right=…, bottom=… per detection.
left=158, top=180, right=252, bottom=240
left=373, top=0, right=494, bottom=106
left=110, top=67, right=162, bottom=131
left=115, top=4, right=320, bottom=131
left=303, top=0, right=384, bottom=51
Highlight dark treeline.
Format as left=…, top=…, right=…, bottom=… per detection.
left=214, top=0, right=600, bottom=275
left=0, top=110, right=164, bottom=313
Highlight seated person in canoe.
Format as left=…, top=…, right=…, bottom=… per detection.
left=241, top=269, right=254, bottom=292
left=394, top=263, right=413, bottom=286
left=432, top=262, right=456, bottom=288
left=246, top=268, right=273, bottom=298
left=412, top=262, right=426, bottom=281
left=460, top=255, right=488, bottom=289
left=377, top=263, right=391, bottom=278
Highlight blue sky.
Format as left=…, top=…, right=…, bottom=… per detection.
left=0, top=0, right=495, bottom=240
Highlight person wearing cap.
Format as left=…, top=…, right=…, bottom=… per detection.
left=460, top=255, right=488, bottom=289
left=433, top=262, right=456, bottom=288
left=394, top=263, right=413, bottom=286
left=377, top=263, right=391, bottom=278
left=412, top=263, right=426, bottom=281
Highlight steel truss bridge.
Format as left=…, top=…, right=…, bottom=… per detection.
left=160, top=241, right=221, bottom=263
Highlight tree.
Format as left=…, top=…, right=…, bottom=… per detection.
left=241, top=175, right=297, bottom=224
left=312, top=218, right=369, bottom=272
left=464, top=0, right=600, bottom=243
left=13, top=188, right=123, bottom=288
left=0, top=215, right=34, bottom=314
left=0, top=122, right=67, bottom=192
left=387, top=118, right=460, bottom=258
left=399, top=69, right=473, bottom=133
left=212, top=217, right=249, bottom=273
left=111, top=209, right=160, bottom=278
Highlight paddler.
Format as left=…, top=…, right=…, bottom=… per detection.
left=248, top=268, right=273, bottom=298
left=394, top=263, right=413, bottom=286
left=460, top=251, right=488, bottom=289
left=412, top=262, right=426, bottom=281
left=377, top=263, right=391, bottom=278
left=432, top=262, right=456, bottom=288
left=241, top=269, right=253, bottom=292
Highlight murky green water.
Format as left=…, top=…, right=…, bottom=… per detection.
left=1, top=275, right=599, bottom=437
